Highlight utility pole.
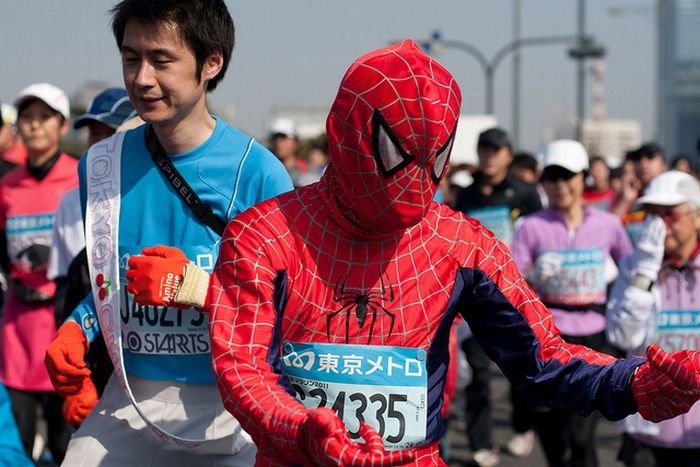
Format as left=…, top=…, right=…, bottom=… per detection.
left=576, top=0, right=586, bottom=140
left=512, top=0, right=522, bottom=147
left=568, top=0, right=606, bottom=141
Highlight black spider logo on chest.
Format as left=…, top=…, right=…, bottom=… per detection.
left=327, top=272, right=395, bottom=344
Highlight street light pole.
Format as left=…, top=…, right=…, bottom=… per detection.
left=512, top=0, right=522, bottom=147
left=421, top=29, right=605, bottom=145
left=568, top=0, right=606, bottom=141
left=576, top=0, right=586, bottom=140
left=439, top=36, right=580, bottom=115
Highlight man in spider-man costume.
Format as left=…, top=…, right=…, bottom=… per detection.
left=126, top=40, right=700, bottom=466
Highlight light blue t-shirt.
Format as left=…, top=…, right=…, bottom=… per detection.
left=70, top=117, right=292, bottom=383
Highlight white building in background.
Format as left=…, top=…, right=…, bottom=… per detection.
left=450, top=114, right=498, bottom=166
left=581, top=118, right=642, bottom=167
left=266, top=108, right=328, bottom=141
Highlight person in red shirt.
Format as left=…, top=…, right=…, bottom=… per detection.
left=0, top=83, right=78, bottom=463
left=583, top=156, right=617, bottom=211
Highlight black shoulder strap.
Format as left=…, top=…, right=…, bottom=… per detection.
left=145, top=125, right=227, bottom=237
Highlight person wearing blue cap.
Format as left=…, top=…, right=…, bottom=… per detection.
left=50, top=87, right=137, bottom=292
left=73, top=88, right=137, bottom=147
left=47, top=87, right=138, bottom=428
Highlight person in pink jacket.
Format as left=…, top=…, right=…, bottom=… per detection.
left=607, top=170, right=700, bottom=467
left=0, top=83, right=77, bottom=463
left=510, top=140, right=633, bottom=467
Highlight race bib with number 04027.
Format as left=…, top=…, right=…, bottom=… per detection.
left=281, top=342, right=428, bottom=450
left=119, top=245, right=217, bottom=356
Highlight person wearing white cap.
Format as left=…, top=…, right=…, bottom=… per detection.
left=511, top=139, right=634, bottom=467
left=0, top=82, right=76, bottom=463
left=607, top=170, right=700, bottom=467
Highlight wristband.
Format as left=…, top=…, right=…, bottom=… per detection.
left=631, top=274, right=654, bottom=292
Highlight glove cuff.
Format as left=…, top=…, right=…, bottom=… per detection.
left=174, top=263, right=210, bottom=308
left=60, top=321, right=89, bottom=352
left=631, top=274, right=654, bottom=291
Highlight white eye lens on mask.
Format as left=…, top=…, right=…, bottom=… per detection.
left=432, top=134, right=454, bottom=183
left=372, top=110, right=413, bottom=177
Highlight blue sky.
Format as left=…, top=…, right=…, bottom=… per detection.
left=0, top=0, right=655, bottom=150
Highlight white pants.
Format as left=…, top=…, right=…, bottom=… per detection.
left=62, top=375, right=255, bottom=466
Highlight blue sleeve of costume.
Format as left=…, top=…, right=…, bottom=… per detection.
left=0, top=383, right=33, bottom=467
left=456, top=267, right=641, bottom=421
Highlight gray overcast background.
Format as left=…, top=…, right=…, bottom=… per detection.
left=0, top=0, right=655, bottom=151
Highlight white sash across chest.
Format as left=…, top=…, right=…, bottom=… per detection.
left=84, top=133, right=227, bottom=447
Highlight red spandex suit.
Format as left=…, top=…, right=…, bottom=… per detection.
left=126, top=40, right=700, bottom=467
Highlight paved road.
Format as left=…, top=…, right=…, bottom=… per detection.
left=445, top=363, right=625, bottom=467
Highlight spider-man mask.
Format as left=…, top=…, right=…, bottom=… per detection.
left=324, top=40, right=461, bottom=235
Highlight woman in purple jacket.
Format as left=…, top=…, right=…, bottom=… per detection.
left=606, top=170, right=700, bottom=467
left=511, top=140, right=633, bottom=467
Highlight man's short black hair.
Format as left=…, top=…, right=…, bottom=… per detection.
left=511, top=151, right=538, bottom=173
left=111, top=0, right=235, bottom=92
left=477, top=127, right=512, bottom=152
left=609, top=166, right=623, bottom=180
left=636, top=142, right=665, bottom=160
left=671, top=153, right=695, bottom=172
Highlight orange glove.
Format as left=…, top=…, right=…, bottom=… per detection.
left=300, top=407, right=415, bottom=467
left=45, top=321, right=90, bottom=396
left=62, top=378, right=98, bottom=426
left=632, top=344, right=700, bottom=422
left=126, top=245, right=190, bottom=308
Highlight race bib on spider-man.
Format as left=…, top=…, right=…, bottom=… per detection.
left=538, top=248, right=605, bottom=305
left=119, top=245, right=217, bottom=356
left=281, top=342, right=427, bottom=450
left=467, top=206, right=513, bottom=245
left=656, top=309, right=700, bottom=352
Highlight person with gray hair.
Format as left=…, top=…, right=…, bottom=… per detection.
left=607, top=170, right=700, bottom=467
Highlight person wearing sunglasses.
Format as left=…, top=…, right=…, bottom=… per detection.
left=607, top=170, right=700, bottom=467
left=511, top=139, right=634, bottom=467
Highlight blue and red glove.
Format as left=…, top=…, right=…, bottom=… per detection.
left=632, top=344, right=700, bottom=422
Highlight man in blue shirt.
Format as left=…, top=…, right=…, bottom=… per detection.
left=44, top=1, right=292, bottom=465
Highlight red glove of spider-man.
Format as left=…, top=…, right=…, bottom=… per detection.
left=300, top=408, right=415, bottom=467
left=632, top=344, right=700, bottom=422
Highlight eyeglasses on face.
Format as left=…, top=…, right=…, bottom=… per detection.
left=644, top=206, right=695, bottom=224
left=540, top=168, right=579, bottom=183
